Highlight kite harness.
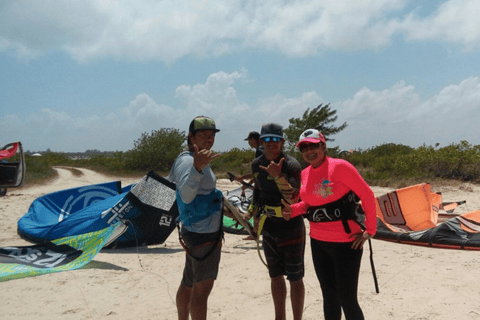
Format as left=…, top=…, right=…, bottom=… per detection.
left=305, top=191, right=379, bottom=294
left=176, top=194, right=224, bottom=262
left=254, top=205, right=285, bottom=268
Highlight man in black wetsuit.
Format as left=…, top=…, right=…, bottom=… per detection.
left=248, top=123, right=305, bottom=320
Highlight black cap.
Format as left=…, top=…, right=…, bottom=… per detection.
left=260, top=123, right=284, bottom=140
left=244, top=131, right=260, bottom=141
left=189, top=116, right=220, bottom=134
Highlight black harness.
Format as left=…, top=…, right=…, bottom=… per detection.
left=305, top=191, right=380, bottom=294
left=305, top=191, right=360, bottom=233
left=177, top=197, right=224, bottom=262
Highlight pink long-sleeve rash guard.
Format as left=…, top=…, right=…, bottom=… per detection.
left=291, top=157, right=377, bottom=242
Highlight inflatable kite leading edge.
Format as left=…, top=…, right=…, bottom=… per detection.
left=373, top=183, right=480, bottom=250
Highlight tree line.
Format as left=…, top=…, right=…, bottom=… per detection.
left=18, top=104, right=480, bottom=187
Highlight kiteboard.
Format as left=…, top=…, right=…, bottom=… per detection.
left=224, top=197, right=256, bottom=237
left=222, top=186, right=256, bottom=236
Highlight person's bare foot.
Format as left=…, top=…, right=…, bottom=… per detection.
left=243, top=235, right=256, bottom=241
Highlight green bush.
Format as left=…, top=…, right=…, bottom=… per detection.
left=210, top=147, right=255, bottom=175
left=82, top=153, right=128, bottom=172
left=24, top=155, right=57, bottom=184
left=342, top=141, right=480, bottom=185
left=423, top=141, right=480, bottom=181
left=124, top=128, right=186, bottom=172
left=18, top=137, right=480, bottom=188
left=41, top=152, right=73, bottom=166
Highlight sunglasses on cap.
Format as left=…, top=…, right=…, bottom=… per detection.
left=261, top=137, right=282, bottom=143
left=299, top=143, right=321, bottom=153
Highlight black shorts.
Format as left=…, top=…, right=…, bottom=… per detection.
left=262, top=216, right=305, bottom=282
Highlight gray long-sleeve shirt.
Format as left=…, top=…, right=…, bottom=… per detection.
left=168, top=151, right=221, bottom=233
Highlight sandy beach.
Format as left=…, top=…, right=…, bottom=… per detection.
left=1, top=167, right=480, bottom=320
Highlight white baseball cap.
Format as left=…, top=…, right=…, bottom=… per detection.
left=296, top=129, right=326, bottom=147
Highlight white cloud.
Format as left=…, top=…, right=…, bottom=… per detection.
left=0, top=68, right=324, bottom=152
left=2, top=70, right=480, bottom=152
left=255, top=91, right=323, bottom=124
left=124, top=93, right=175, bottom=120
left=0, top=0, right=106, bottom=59
left=400, top=0, right=480, bottom=49
left=175, top=69, right=248, bottom=113
left=339, top=81, right=421, bottom=124
left=335, top=76, right=480, bottom=150
left=244, top=0, right=403, bottom=54
left=1, top=70, right=259, bottom=151
left=2, top=0, right=479, bottom=62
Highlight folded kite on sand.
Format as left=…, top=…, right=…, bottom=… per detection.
left=0, top=171, right=181, bottom=281
left=373, top=183, right=480, bottom=250
left=17, top=171, right=179, bottom=248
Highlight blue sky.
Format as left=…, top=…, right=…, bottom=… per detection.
left=1, top=0, right=480, bottom=153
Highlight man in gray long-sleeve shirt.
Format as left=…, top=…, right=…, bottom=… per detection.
left=169, top=116, right=222, bottom=320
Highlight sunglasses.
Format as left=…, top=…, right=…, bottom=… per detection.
left=261, top=137, right=282, bottom=143
left=299, top=143, right=321, bottom=153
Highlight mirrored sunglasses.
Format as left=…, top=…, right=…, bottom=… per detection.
left=261, top=137, right=282, bottom=143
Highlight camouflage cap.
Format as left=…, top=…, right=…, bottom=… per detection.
left=189, top=116, right=220, bottom=134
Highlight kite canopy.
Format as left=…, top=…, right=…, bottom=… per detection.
left=0, top=142, right=25, bottom=189
left=376, top=183, right=438, bottom=231
left=373, top=183, right=480, bottom=250
left=2, top=171, right=178, bottom=282
left=0, top=142, right=19, bottom=160
left=17, top=181, right=127, bottom=245
left=1, top=223, right=120, bottom=282
left=17, top=171, right=179, bottom=248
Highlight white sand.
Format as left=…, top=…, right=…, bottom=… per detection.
left=1, top=168, right=480, bottom=319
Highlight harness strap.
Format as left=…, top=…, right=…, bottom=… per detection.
left=255, top=205, right=284, bottom=269
left=256, top=205, right=283, bottom=240
left=177, top=198, right=224, bottom=262
left=355, top=206, right=380, bottom=294
left=256, top=233, right=268, bottom=268
left=368, top=238, right=380, bottom=294
left=305, top=191, right=358, bottom=234
left=178, top=235, right=221, bottom=262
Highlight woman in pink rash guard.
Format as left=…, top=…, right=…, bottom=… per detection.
left=282, top=129, right=377, bottom=320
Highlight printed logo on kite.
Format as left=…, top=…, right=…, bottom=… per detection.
left=159, top=214, right=173, bottom=227
left=0, top=243, right=82, bottom=269
left=59, top=185, right=121, bottom=222
left=101, top=198, right=134, bottom=225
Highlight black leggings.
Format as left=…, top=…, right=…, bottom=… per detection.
left=311, top=238, right=364, bottom=320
